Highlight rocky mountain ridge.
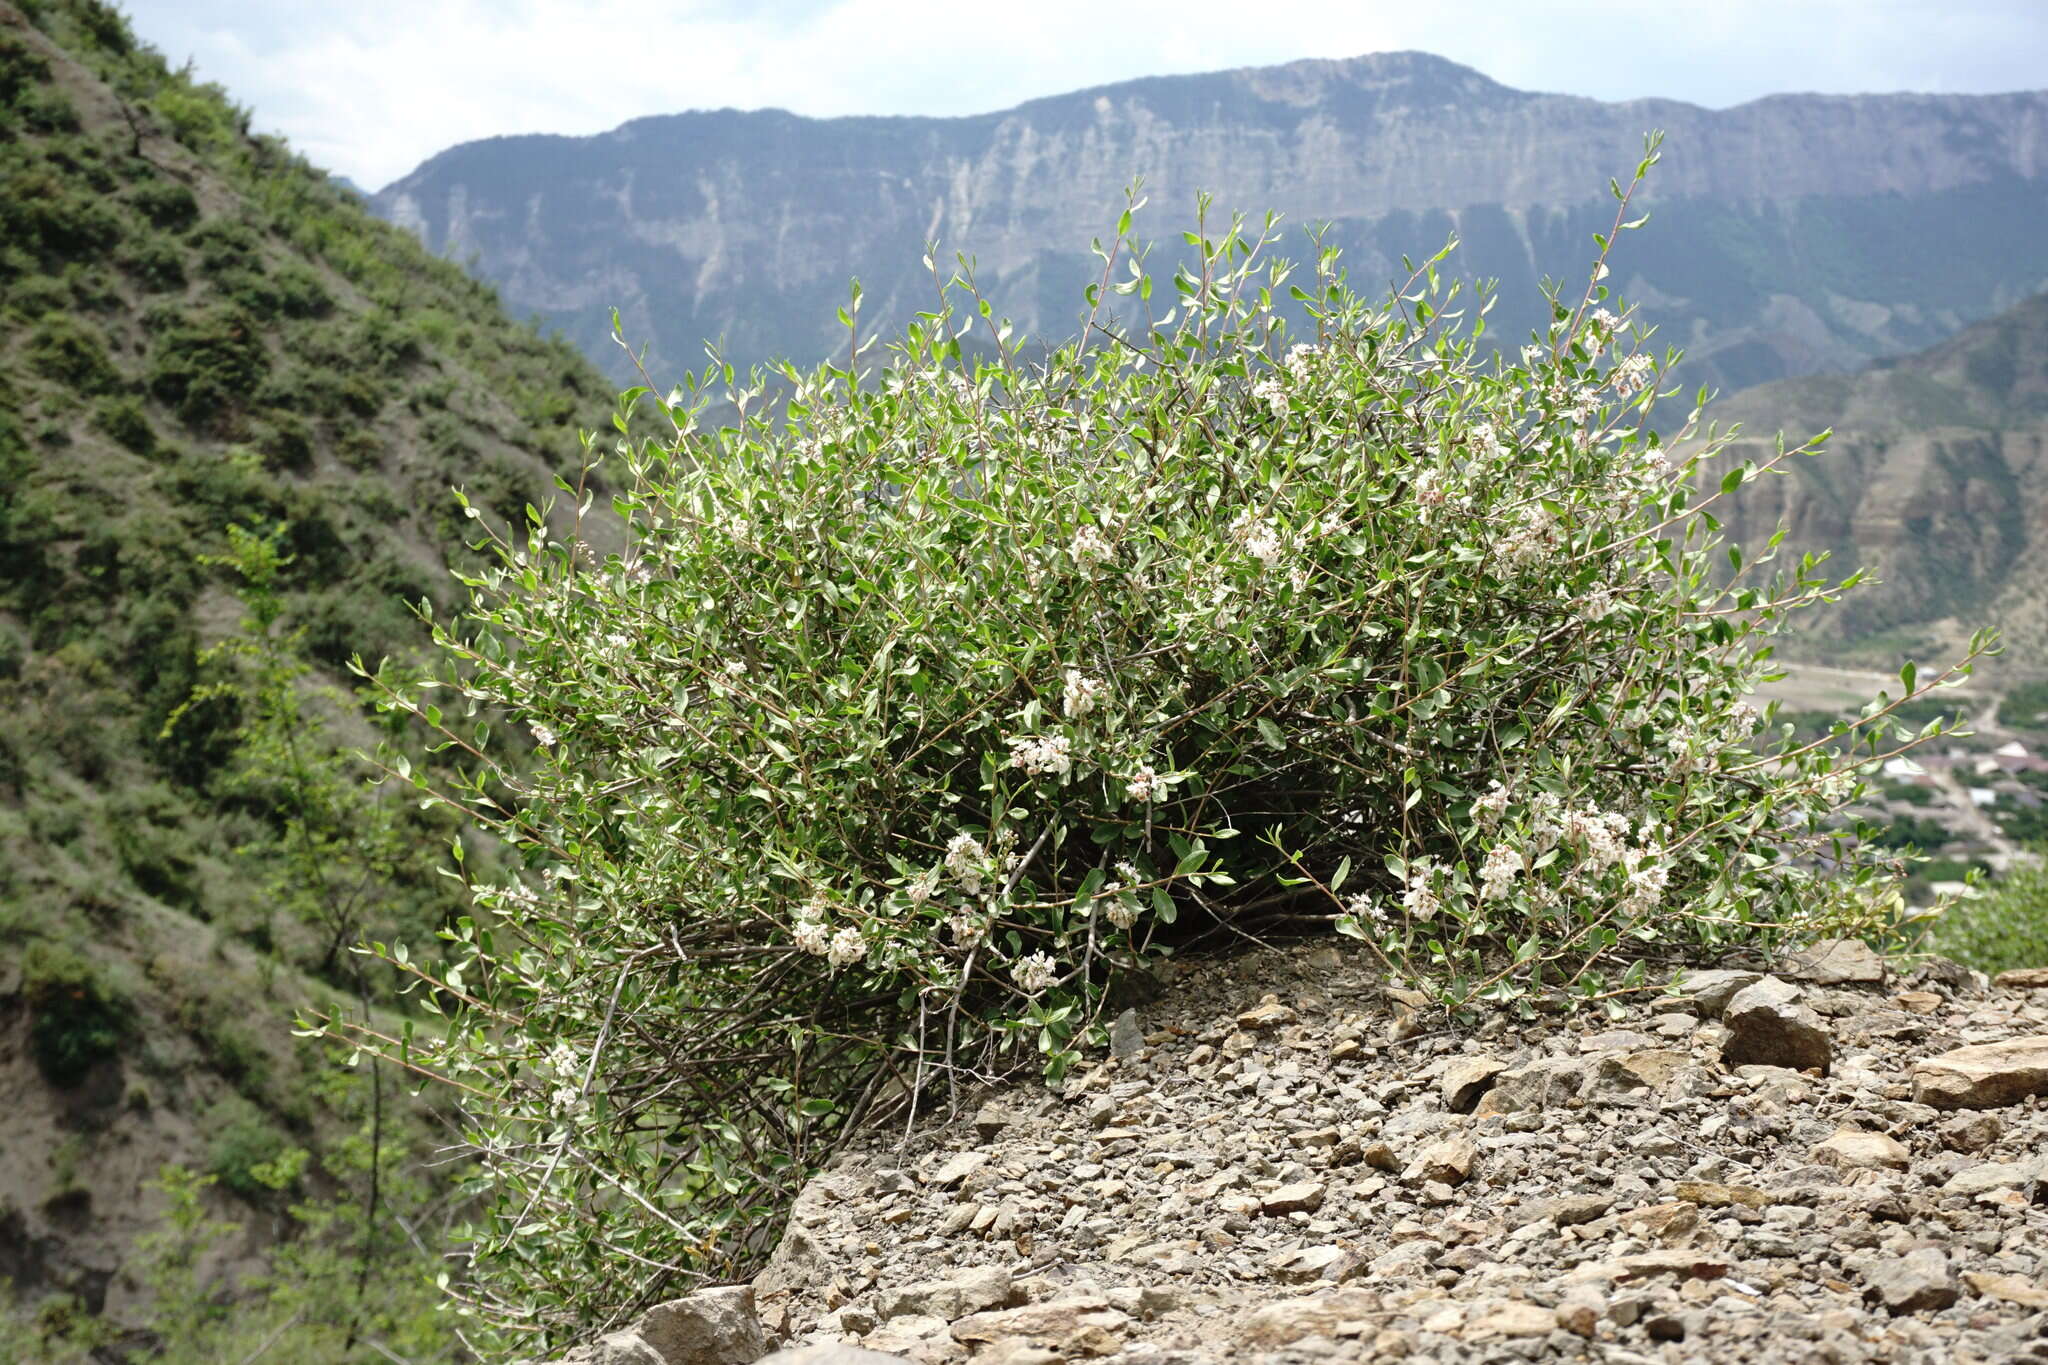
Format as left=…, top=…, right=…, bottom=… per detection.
left=551, top=938, right=2048, bottom=1365
left=1713, top=291, right=2048, bottom=672
left=373, top=53, right=2048, bottom=390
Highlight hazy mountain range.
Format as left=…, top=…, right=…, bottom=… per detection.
left=372, top=52, right=2048, bottom=390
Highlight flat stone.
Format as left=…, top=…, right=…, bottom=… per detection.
left=1108, top=1008, right=1145, bottom=1059
left=877, top=1267, right=1016, bottom=1322
left=1261, top=1180, right=1327, bottom=1215
left=1405, top=1135, right=1477, bottom=1186
left=1464, top=1302, right=1555, bottom=1339
left=1965, top=1271, right=2048, bottom=1309
left=756, top=1350, right=916, bottom=1365
left=1993, top=966, right=2048, bottom=989
left=1786, top=938, right=1888, bottom=985
left=930, top=1152, right=988, bottom=1187
left=1811, top=1127, right=1911, bottom=1171
left=1511, top=1194, right=1612, bottom=1227
left=1668, top=968, right=1764, bottom=1016
left=1267, top=1244, right=1350, bottom=1284
left=1862, top=1247, right=1959, bottom=1315
left=1579, top=1029, right=1658, bottom=1053
left=1440, top=1056, right=1507, bottom=1113
left=1941, top=1156, right=2046, bottom=1195
left=1674, top=1181, right=1772, bottom=1209
left=951, top=1296, right=1128, bottom=1354
left=1234, top=1290, right=1384, bottom=1348
left=1236, top=997, right=1299, bottom=1030
left=1476, top=1056, right=1589, bottom=1114
left=1938, top=1112, right=2004, bottom=1152
left=1912, top=1036, right=2048, bottom=1109
left=1568, top=1251, right=1731, bottom=1285
left=1721, top=977, right=1832, bottom=1074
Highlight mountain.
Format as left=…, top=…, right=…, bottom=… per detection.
left=0, top=0, right=610, bottom=1351
left=1713, top=291, right=2048, bottom=672
left=374, top=53, right=2048, bottom=388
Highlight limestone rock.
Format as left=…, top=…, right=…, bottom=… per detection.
left=1912, top=1036, right=2048, bottom=1109
left=1785, top=938, right=1888, bottom=985
left=1234, top=1289, right=1383, bottom=1348
left=876, top=1267, right=1016, bottom=1323
left=1668, top=968, right=1763, bottom=1016
left=1259, top=1180, right=1326, bottom=1215
left=755, top=1349, right=914, bottom=1365
left=951, top=1296, right=1128, bottom=1356
left=1235, top=997, right=1297, bottom=1030
left=561, top=1287, right=767, bottom=1365
left=1993, top=966, right=2048, bottom=989
left=1439, top=1056, right=1506, bottom=1113
left=1108, top=1008, right=1145, bottom=1059
left=1720, top=976, right=1832, bottom=1073
left=1811, top=1126, right=1911, bottom=1171
left=1861, top=1247, right=1959, bottom=1315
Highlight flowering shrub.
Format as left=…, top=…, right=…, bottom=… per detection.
left=334, top=140, right=1987, bottom=1343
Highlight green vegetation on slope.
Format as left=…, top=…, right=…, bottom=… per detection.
left=0, top=0, right=611, bottom=1355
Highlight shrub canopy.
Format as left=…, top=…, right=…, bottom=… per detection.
left=347, top=148, right=1985, bottom=1343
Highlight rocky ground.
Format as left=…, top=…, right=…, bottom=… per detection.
left=726, top=939, right=2048, bottom=1365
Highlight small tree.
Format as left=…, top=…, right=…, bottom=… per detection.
left=333, top=138, right=1988, bottom=1344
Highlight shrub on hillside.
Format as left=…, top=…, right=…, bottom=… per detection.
left=144, top=303, right=267, bottom=429
left=24, top=941, right=132, bottom=1087
left=24, top=314, right=121, bottom=394
left=1919, top=849, right=2048, bottom=976
left=336, top=146, right=1985, bottom=1343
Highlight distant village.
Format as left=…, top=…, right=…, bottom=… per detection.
left=1859, top=725, right=2048, bottom=902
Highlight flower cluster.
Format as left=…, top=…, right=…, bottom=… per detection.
left=1230, top=510, right=1284, bottom=569
left=1251, top=375, right=1289, bottom=418
left=1011, top=951, right=1057, bottom=995
left=1062, top=669, right=1104, bottom=719
left=1071, top=523, right=1114, bottom=570
left=945, top=832, right=987, bottom=894
left=1125, top=764, right=1164, bottom=802
left=1007, top=732, right=1074, bottom=777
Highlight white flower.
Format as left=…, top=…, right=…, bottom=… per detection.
left=1473, top=781, right=1512, bottom=823
left=945, top=833, right=986, bottom=893
left=1251, top=375, right=1289, bottom=418
left=1566, top=387, right=1601, bottom=422
left=826, top=925, right=867, bottom=967
left=529, top=722, right=557, bottom=748
left=1402, top=859, right=1443, bottom=920
left=1011, top=951, right=1058, bottom=996
left=1614, top=354, right=1655, bottom=397
left=1520, top=343, right=1545, bottom=367
left=1105, top=895, right=1141, bottom=930
left=1071, top=524, right=1114, bottom=570
left=792, top=917, right=831, bottom=956
left=1063, top=669, right=1105, bottom=719
left=1284, top=343, right=1318, bottom=382
left=1125, top=765, right=1164, bottom=803
left=948, top=908, right=988, bottom=946
left=1232, top=510, right=1284, bottom=568
left=1344, top=893, right=1390, bottom=926
left=1580, top=585, right=1616, bottom=622
left=1007, top=733, right=1073, bottom=777
left=1479, top=841, right=1525, bottom=900
left=1413, top=468, right=1447, bottom=509
left=905, top=867, right=939, bottom=907
left=1114, top=860, right=1140, bottom=883
left=1469, top=422, right=1505, bottom=461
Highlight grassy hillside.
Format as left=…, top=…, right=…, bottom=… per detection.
left=0, top=0, right=613, bottom=1355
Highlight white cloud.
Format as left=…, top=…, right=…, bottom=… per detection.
left=127, top=0, right=2048, bottom=189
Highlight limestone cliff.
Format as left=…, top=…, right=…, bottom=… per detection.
left=373, top=54, right=2048, bottom=388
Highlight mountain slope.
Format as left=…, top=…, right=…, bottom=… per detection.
left=374, top=52, right=2048, bottom=387
left=0, top=0, right=611, bottom=1345
left=1713, top=291, right=2048, bottom=672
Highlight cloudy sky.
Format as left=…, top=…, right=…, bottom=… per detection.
left=128, top=0, right=2048, bottom=191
